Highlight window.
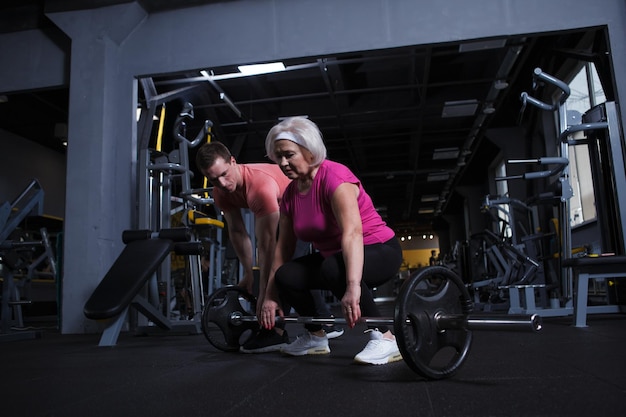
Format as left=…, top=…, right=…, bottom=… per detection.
left=565, top=63, right=605, bottom=227
left=494, top=159, right=511, bottom=238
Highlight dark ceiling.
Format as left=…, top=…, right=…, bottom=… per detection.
left=0, top=1, right=607, bottom=234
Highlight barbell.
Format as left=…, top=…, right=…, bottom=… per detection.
left=201, top=266, right=542, bottom=380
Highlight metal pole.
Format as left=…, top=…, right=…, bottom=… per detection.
left=229, top=312, right=542, bottom=332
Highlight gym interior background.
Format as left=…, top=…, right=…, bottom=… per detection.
left=1, top=0, right=625, bottom=333
left=1, top=1, right=626, bottom=416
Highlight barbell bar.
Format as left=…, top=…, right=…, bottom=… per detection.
left=201, top=265, right=543, bottom=380
left=229, top=312, right=542, bottom=333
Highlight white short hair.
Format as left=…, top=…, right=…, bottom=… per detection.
left=265, top=117, right=327, bottom=166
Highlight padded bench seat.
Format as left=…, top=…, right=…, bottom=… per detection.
left=562, top=255, right=626, bottom=327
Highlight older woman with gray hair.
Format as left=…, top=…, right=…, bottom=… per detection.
left=258, top=116, right=403, bottom=365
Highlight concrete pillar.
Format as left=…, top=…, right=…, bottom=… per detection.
left=48, top=3, right=146, bottom=333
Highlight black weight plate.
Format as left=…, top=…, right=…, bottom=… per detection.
left=201, top=286, right=259, bottom=352
left=394, top=266, right=473, bottom=380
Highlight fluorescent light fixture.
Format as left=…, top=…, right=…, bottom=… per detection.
left=418, top=208, right=435, bottom=214
left=433, top=147, right=460, bottom=160
left=494, top=79, right=509, bottom=90
left=483, top=104, right=496, bottom=114
left=459, top=39, right=506, bottom=53
left=238, top=62, right=285, bottom=75
left=421, top=195, right=439, bottom=202
left=442, top=100, right=478, bottom=118
left=427, top=172, right=450, bottom=182
left=278, top=115, right=309, bottom=120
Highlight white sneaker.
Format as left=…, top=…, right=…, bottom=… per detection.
left=281, top=331, right=330, bottom=356
left=354, top=329, right=403, bottom=365
left=323, top=325, right=344, bottom=339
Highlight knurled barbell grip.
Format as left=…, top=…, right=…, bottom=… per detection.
left=436, top=313, right=543, bottom=332
left=229, top=312, right=541, bottom=332
left=230, top=313, right=394, bottom=327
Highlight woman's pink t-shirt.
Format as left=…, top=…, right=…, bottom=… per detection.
left=280, top=160, right=395, bottom=257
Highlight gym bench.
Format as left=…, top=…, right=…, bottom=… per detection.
left=562, top=255, right=626, bottom=327
left=84, top=227, right=203, bottom=346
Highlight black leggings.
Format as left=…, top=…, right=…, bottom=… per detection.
left=274, top=237, right=402, bottom=333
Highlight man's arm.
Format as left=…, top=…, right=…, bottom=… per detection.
left=222, top=208, right=255, bottom=293
left=254, top=211, right=280, bottom=300
left=259, top=213, right=296, bottom=329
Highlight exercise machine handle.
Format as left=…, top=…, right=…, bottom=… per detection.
left=496, top=156, right=569, bottom=181
left=559, top=121, right=609, bottom=144
left=173, top=102, right=213, bottom=148
left=519, top=68, right=570, bottom=112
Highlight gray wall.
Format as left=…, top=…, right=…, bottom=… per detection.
left=0, top=129, right=66, bottom=219
left=1, top=0, right=625, bottom=333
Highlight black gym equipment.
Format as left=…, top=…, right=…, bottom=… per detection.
left=1, top=179, right=59, bottom=341
left=83, top=227, right=204, bottom=345
left=201, top=266, right=542, bottom=380
left=84, top=228, right=194, bottom=320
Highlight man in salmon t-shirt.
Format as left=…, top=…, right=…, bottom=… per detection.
left=196, top=142, right=342, bottom=353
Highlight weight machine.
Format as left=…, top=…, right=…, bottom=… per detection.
left=85, top=102, right=225, bottom=346
left=561, top=101, right=626, bottom=326
left=0, top=179, right=58, bottom=341
left=500, top=68, right=625, bottom=319
left=465, top=191, right=549, bottom=312
left=134, top=102, right=225, bottom=335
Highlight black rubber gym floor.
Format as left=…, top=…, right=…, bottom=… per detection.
left=1, top=309, right=625, bottom=417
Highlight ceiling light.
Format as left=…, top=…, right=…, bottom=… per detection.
left=433, top=147, right=460, bottom=160
left=442, top=99, right=478, bottom=118
left=278, top=115, right=309, bottom=120
left=427, top=172, right=450, bottom=182
left=238, top=62, right=285, bottom=75
left=418, top=208, right=435, bottom=214
left=421, top=195, right=439, bottom=202
left=494, top=79, right=509, bottom=90
left=458, top=39, right=506, bottom=53
left=483, top=104, right=496, bottom=114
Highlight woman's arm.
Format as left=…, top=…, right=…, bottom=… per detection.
left=331, top=182, right=364, bottom=328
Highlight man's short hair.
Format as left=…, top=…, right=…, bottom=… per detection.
left=196, top=142, right=232, bottom=171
